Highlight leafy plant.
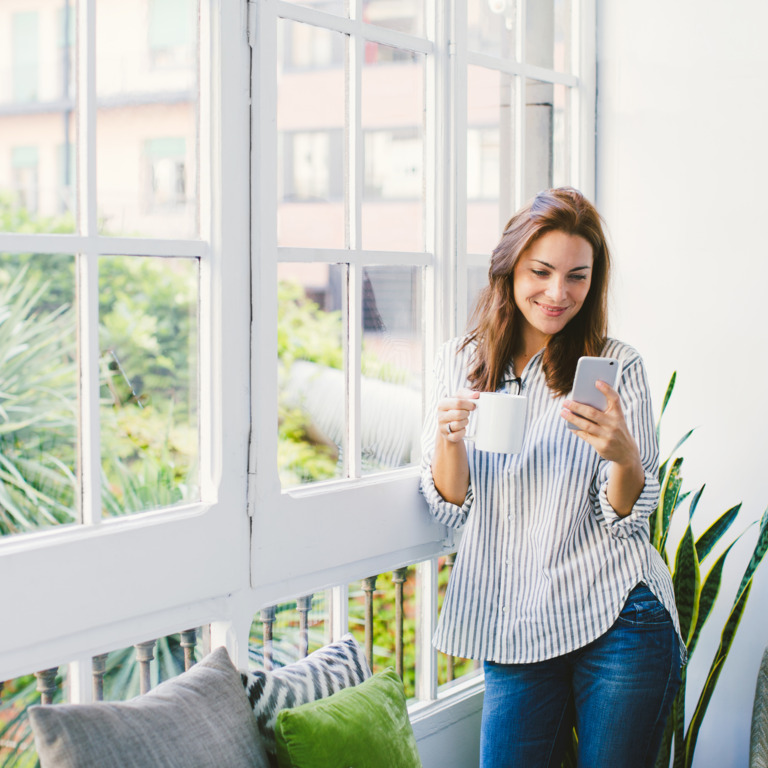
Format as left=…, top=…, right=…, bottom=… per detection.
left=652, top=374, right=768, bottom=768
left=0, top=269, right=77, bottom=535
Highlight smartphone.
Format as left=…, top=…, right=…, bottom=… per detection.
left=567, top=356, right=621, bottom=430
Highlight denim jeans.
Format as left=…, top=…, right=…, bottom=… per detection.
left=480, top=584, right=682, bottom=768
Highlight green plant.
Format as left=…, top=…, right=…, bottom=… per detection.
left=652, top=374, right=768, bottom=768
left=0, top=269, right=77, bottom=535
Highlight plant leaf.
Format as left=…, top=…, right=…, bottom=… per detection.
left=673, top=524, right=700, bottom=645
left=687, top=541, right=736, bottom=657
left=733, top=506, right=768, bottom=605
left=687, top=484, right=705, bottom=521
left=656, top=371, right=677, bottom=440
left=684, top=507, right=768, bottom=764
left=695, top=504, right=741, bottom=562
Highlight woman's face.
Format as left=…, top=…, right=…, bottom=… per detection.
left=512, top=230, right=594, bottom=347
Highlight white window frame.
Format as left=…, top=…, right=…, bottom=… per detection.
left=247, top=0, right=596, bottom=681
left=0, top=0, right=252, bottom=686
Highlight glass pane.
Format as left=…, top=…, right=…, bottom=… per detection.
left=278, top=263, right=344, bottom=488
left=0, top=253, right=77, bottom=536
left=362, top=46, right=425, bottom=252
left=360, top=266, right=422, bottom=474
left=0, top=4, right=77, bottom=231
left=467, top=0, right=517, bottom=58
left=96, top=0, right=199, bottom=238
left=526, top=0, right=571, bottom=71
left=467, top=66, right=515, bottom=256
left=467, top=263, right=489, bottom=325
left=249, top=593, right=332, bottom=670
left=99, top=632, right=196, bottom=701
left=363, top=0, right=424, bottom=37
left=524, top=79, right=569, bottom=200
left=99, top=256, right=199, bottom=516
left=277, top=20, right=346, bottom=249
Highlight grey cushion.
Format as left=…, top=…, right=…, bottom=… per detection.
left=29, top=646, right=270, bottom=768
left=241, top=633, right=371, bottom=764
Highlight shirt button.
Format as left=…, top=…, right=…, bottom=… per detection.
left=501, top=606, right=507, bottom=613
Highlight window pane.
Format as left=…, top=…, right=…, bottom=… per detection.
left=96, top=0, right=199, bottom=238
left=363, top=0, right=424, bottom=38
left=467, top=0, right=517, bottom=58
left=362, top=46, right=425, bottom=252
left=526, top=0, right=571, bottom=71
left=467, top=66, right=515, bottom=256
left=249, top=594, right=332, bottom=670
left=467, top=263, right=489, bottom=325
left=0, top=252, right=77, bottom=536
left=278, top=263, right=344, bottom=489
left=99, top=256, right=199, bottom=516
left=360, top=266, right=422, bottom=474
left=0, top=5, right=77, bottom=231
left=277, top=20, right=346, bottom=249
left=524, top=79, right=569, bottom=200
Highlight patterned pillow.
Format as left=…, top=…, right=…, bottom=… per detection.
left=241, top=633, right=371, bottom=765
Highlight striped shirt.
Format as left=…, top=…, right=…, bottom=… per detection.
left=420, top=336, right=684, bottom=664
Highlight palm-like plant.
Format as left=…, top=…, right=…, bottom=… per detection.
left=0, top=268, right=77, bottom=535
left=653, top=374, right=768, bottom=768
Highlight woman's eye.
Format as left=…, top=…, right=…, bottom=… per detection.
left=568, top=274, right=588, bottom=281
left=532, top=270, right=548, bottom=277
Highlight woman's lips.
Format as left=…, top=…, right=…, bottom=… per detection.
left=535, top=302, right=569, bottom=317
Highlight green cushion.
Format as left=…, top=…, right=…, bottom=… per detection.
left=275, top=668, right=422, bottom=768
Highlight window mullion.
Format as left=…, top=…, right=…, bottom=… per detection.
left=345, top=264, right=362, bottom=478
left=76, top=0, right=100, bottom=527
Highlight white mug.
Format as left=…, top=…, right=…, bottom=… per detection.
left=465, top=392, right=527, bottom=454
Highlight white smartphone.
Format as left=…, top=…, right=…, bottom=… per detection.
left=567, top=356, right=621, bottom=430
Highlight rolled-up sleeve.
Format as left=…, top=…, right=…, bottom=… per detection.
left=594, top=354, right=660, bottom=537
left=419, top=340, right=473, bottom=530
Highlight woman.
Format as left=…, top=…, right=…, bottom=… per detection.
left=420, top=188, right=683, bottom=767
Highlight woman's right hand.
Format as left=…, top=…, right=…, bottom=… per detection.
left=436, top=388, right=479, bottom=444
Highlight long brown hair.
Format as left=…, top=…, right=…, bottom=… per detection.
left=462, top=187, right=610, bottom=396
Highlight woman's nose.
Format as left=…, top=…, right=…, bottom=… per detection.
left=545, top=277, right=567, bottom=301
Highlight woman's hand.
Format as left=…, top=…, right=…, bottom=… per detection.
left=561, top=380, right=644, bottom=517
left=436, top=388, right=479, bottom=444
left=432, top=389, right=479, bottom=505
left=561, top=381, right=639, bottom=464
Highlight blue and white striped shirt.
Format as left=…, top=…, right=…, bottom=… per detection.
left=420, top=336, right=683, bottom=664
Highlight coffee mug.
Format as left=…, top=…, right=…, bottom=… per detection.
left=465, top=392, right=527, bottom=454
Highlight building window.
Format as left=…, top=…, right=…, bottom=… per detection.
left=144, top=137, right=188, bottom=211
left=148, top=0, right=196, bottom=68
left=12, top=12, right=39, bottom=102
left=11, top=146, right=39, bottom=214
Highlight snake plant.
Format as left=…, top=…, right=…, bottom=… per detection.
left=653, top=373, right=768, bottom=768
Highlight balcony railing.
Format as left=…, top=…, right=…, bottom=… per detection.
left=0, top=555, right=479, bottom=765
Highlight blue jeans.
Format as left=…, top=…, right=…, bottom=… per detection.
left=480, top=584, right=681, bottom=768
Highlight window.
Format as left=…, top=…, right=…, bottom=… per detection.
left=144, top=137, right=188, bottom=211
left=250, top=1, right=595, bottom=705
left=11, top=146, right=39, bottom=214
left=0, top=0, right=593, bottom=748
left=12, top=12, right=39, bottom=103
left=0, top=0, right=251, bottom=692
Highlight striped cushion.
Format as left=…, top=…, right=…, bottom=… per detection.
left=241, top=633, right=371, bottom=764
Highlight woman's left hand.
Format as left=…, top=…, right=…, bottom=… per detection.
left=561, top=380, right=640, bottom=467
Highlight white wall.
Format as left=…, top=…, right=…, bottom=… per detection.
left=597, top=2, right=768, bottom=765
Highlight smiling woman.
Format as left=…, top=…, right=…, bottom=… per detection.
left=421, top=187, right=684, bottom=768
